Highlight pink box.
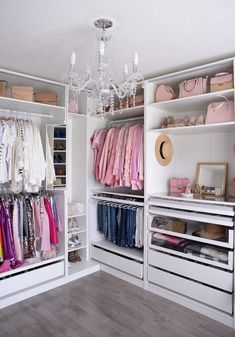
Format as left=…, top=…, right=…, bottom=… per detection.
left=169, top=178, right=190, bottom=194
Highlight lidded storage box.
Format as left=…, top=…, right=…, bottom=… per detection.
left=0, top=81, right=7, bottom=97
left=11, top=86, right=34, bottom=101
left=35, top=91, right=57, bottom=105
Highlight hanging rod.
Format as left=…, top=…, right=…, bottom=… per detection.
left=105, top=116, right=144, bottom=124
left=90, top=195, right=144, bottom=206
left=0, top=108, right=53, bottom=119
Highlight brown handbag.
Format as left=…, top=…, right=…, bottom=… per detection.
left=35, top=91, right=57, bottom=105
left=0, top=81, right=7, bottom=97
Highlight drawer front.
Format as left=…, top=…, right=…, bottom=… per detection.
left=148, top=249, right=233, bottom=292
left=148, top=266, right=232, bottom=314
left=148, top=215, right=234, bottom=249
left=91, top=245, right=143, bottom=279
left=149, top=206, right=234, bottom=227
left=0, top=261, right=64, bottom=298
left=148, top=198, right=235, bottom=216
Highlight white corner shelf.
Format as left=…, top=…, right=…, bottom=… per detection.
left=68, top=245, right=87, bottom=253
left=91, top=239, right=144, bottom=262
left=68, top=228, right=86, bottom=234
left=68, top=213, right=86, bottom=219
left=68, top=112, right=87, bottom=118
left=0, top=96, right=65, bottom=116
left=147, top=89, right=234, bottom=113
left=149, top=121, right=235, bottom=135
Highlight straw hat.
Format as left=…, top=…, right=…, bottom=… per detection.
left=155, top=134, right=173, bottom=166
left=198, top=224, right=225, bottom=240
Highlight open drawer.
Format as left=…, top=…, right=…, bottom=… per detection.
left=148, top=233, right=233, bottom=270
left=0, top=261, right=64, bottom=298
left=148, top=214, right=234, bottom=249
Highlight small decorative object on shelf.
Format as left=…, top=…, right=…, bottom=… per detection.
left=68, top=217, right=79, bottom=231
left=169, top=178, right=190, bottom=194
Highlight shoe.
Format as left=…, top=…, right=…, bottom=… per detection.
left=74, top=251, right=81, bottom=262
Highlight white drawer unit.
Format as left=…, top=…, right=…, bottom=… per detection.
left=147, top=195, right=234, bottom=317
left=91, top=244, right=143, bottom=279
left=0, top=261, right=65, bottom=298
left=148, top=266, right=233, bottom=314
left=148, top=249, right=233, bottom=292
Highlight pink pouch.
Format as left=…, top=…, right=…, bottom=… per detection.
left=179, top=77, right=208, bottom=98
left=205, top=100, right=234, bottom=124
left=170, top=178, right=190, bottom=193
left=210, top=72, right=233, bottom=85
left=155, top=84, right=176, bottom=102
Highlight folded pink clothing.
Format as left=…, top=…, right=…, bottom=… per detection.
left=152, top=232, right=184, bottom=245
left=0, top=259, right=11, bottom=273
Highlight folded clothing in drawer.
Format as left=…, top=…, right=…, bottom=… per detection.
left=151, top=232, right=228, bottom=263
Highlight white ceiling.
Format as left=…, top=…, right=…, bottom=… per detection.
left=0, top=0, right=235, bottom=81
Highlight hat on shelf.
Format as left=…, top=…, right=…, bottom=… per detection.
left=197, top=223, right=226, bottom=240
left=155, top=134, right=173, bottom=166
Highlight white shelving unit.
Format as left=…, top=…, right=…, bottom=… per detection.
left=0, top=67, right=68, bottom=309
left=145, top=57, right=235, bottom=327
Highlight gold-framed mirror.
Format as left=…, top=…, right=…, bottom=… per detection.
left=194, top=162, right=228, bottom=196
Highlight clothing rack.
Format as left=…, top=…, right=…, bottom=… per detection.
left=90, top=195, right=144, bottom=207
left=0, top=108, right=53, bottom=119
left=96, top=199, right=144, bottom=210
left=105, top=116, right=144, bottom=128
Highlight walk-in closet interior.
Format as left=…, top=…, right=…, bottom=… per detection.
left=0, top=1, right=235, bottom=335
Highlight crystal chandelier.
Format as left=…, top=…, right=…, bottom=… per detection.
left=64, top=18, right=144, bottom=116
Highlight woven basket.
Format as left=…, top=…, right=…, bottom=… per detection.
left=35, top=91, right=57, bottom=105
left=0, top=81, right=7, bottom=97
left=11, top=86, right=34, bottom=101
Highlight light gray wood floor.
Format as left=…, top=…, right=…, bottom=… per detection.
left=0, top=271, right=235, bottom=337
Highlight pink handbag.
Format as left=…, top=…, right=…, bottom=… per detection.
left=155, top=84, right=176, bottom=102
left=179, top=77, right=208, bottom=98
left=205, top=99, right=234, bottom=124
left=210, top=72, right=233, bottom=92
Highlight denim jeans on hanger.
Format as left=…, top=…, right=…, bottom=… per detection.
left=116, top=207, right=122, bottom=245
left=127, top=209, right=136, bottom=247
left=102, top=204, right=108, bottom=237
left=110, top=206, right=117, bottom=243
left=120, top=208, right=128, bottom=247
left=97, top=203, right=102, bottom=232
left=107, top=205, right=111, bottom=240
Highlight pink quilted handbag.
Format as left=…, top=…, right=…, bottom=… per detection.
left=179, top=77, right=208, bottom=98
left=155, top=84, right=176, bottom=102
left=205, top=99, right=234, bottom=124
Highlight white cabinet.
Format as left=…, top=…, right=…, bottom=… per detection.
left=145, top=57, right=235, bottom=325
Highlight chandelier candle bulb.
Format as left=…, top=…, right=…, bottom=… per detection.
left=124, top=64, right=128, bottom=75
left=99, top=40, right=105, bottom=56
left=71, top=51, right=76, bottom=65
left=134, top=52, right=139, bottom=66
